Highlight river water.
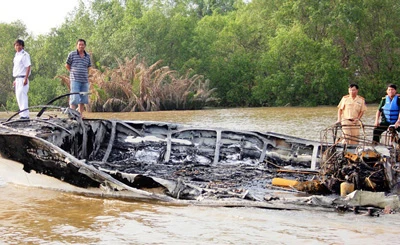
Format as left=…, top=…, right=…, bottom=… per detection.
left=1, top=106, right=399, bottom=245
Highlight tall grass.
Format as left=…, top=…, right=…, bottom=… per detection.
left=58, top=55, right=217, bottom=112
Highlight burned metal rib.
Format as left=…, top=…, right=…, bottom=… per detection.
left=102, top=120, right=117, bottom=162
left=36, top=92, right=89, bottom=118
left=214, top=130, right=222, bottom=164
left=164, top=128, right=172, bottom=162
left=74, top=116, right=88, bottom=159
left=5, top=105, right=66, bottom=122
left=118, top=121, right=143, bottom=136
left=310, top=142, right=320, bottom=170
left=259, top=141, right=267, bottom=162
left=1, top=118, right=72, bottom=135
left=101, top=120, right=143, bottom=162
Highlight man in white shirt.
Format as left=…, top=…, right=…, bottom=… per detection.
left=13, top=39, right=31, bottom=120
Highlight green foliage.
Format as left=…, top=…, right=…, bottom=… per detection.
left=189, top=0, right=237, bottom=17
left=88, top=0, right=125, bottom=67
left=253, top=24, right=347, bottom=106
left=186, top=14, right=228, bottom=73
left=29, top=76, right=69, bottom=107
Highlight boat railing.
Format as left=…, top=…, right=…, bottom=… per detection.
left=320, top=120, right=399, bottom=148
left=319, top=121, right=400, bottom=168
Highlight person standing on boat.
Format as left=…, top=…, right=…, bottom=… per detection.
left=12, top=39, right=31, bottom=120
left=65, top=39, right=91, bottom=117
left=336, top=83, right=367, bottom=144
left=372, top=84, right=400, bottom=144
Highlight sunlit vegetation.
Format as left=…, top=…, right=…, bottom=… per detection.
left=57, top=56, right=217, bottom=112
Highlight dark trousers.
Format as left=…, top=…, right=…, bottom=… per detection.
left=372, top=122, right=400, bottom=143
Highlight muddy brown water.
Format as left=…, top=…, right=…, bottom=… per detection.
left=1, top=106, right=399, bottom=244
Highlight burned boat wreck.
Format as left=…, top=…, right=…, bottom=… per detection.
left=0, top=106, right=399, bottom=211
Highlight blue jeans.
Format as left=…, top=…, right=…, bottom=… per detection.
left=70, top=81, right=89, bottom=105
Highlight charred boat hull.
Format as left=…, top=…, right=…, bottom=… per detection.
left=1, top=105, right=399, bottom=212
left=0, top=114, right=321, bottom=202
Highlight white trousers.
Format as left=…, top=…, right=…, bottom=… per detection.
left=14, top=78, right=30, bottom=118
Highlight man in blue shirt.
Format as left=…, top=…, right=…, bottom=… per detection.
left=372, top=84, right=400, bottom=143
left=65, top=39, right=91, bottom=117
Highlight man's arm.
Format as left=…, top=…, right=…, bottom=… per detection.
left=357, top=111, right=364, bottom=121
left=374, top=110, right=381, bottom=127
left=337, top=108, right=342, bottom=124
left=357, top=99, right=367, bottom=121
left=65, top=64, right=71, bottom=71
left=23, top=66, right=31, bottom=86
left=336, top=97, right=344, bottom=124
left=395, top=115, right=400, bottom=128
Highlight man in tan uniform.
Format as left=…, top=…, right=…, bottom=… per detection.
left=336, top=84, right=367, bottom=144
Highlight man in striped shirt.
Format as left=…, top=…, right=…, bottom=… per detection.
left=65, top=39, right=91, bottom=117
